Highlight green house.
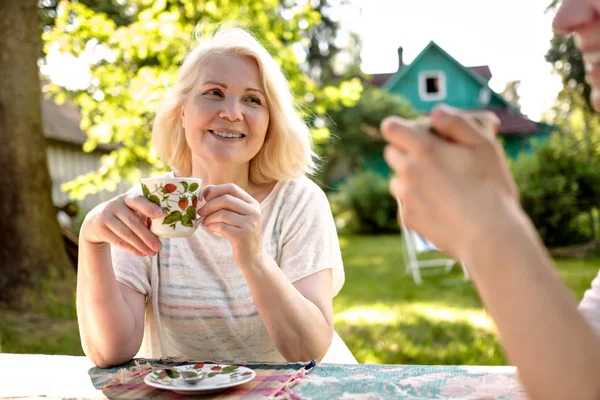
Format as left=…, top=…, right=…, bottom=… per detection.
left=370, top=41, right=553, bottom=161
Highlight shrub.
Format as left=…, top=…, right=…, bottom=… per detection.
left=511, top=139, right=600, bottom=247
left=329, top=171, right=399, bottom=235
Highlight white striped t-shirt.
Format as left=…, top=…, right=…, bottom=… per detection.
left=111, top=176, right=345, bottom=362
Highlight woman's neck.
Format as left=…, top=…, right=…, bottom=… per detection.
left=188, top=159, right=251, bottom=192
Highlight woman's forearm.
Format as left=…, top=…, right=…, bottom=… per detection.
left=240, top=251, right=333, bottom=362
left=77, top=239, right=143, bottom=367
left=463, top=201, right=600, bottom=400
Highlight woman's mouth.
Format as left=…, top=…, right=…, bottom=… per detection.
left=208, top=130, right=246, bottom=139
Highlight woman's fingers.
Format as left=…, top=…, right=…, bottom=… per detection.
left=198, top=193, right=252, bottom=218
left=430, top=106, right=497, bottom=146
left=203, top=183, right=256, bottom=204
left=381, top=116, right=436, bottom=157
left=204, top=221, right=239, bottom=238
left=104, top=214, right=156, bottom=256
left=114, top=208, right=162, bottom=253
left=202, top=209, right=246, bottom=229
left=124, top=193, right=164, bottom=218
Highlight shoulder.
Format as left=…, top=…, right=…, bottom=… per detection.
left=271, top=177, right=333, bottom=224
left=278, top=176, right=328, bottom=202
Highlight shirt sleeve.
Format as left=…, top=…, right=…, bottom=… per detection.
left=111, top=245, right=152, bottom=295
left=277, top=179, right=345, bottom=297
left=578, top=269, right=600, bottom=336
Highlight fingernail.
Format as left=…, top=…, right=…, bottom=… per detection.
left=153, top=207, right=163, bottom=217
left=431, top=107, right=446, bottom=120
left=203, top=185, right=215, bottom=200
left=381, top=116, right=401, bottom=133
left=432, top=105, right=456, bottom=121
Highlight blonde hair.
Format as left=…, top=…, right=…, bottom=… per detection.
left=152, top=26, right=317, bottom=183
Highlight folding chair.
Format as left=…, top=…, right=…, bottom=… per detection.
left=396, top=200, right=469, bottom=285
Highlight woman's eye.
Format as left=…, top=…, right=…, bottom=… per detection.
left=246, top=96, right=262, bottom=105
left=204, top=89, right=223, bottom=97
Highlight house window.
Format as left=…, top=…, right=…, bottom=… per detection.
left=479, top=87, right=491, bottom=105
left=419, top=71, right=446, bottom=101
left=426, top=77, right=439, bottom=93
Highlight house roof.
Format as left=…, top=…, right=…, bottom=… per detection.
left=468, top=65, right=492, bottom=82
left=368, top=65, right=492, bottom=88
left=42, top=98, right=115, bottom=151
left=368, top=73, right=395, bottom=87
left=481, top=107, right=541, bottom=136
left=42, top=98, right=86, bottom=145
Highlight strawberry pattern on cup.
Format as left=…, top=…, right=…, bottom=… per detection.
left=142, top=181, right=199, bottom=230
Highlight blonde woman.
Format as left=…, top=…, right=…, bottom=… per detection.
left=77, top=27, right=347, bottom=367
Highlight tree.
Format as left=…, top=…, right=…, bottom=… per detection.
left=39, top=0, right=134, bottom=31
left=0, top=0, right=71, bottom=305
left=301, top=0, right=359, bottom=83
left=316, top=85, right=416, bottom=188
left=41, top=0, right=362, bottom=200
left=544, top=1, right=600, bottom=241
left=546, top=33, right=592, bottom=113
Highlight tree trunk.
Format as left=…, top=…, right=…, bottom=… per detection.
left=0, top=0, right=71, bottom=306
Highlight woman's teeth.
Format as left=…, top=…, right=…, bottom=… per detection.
left=210, top=130, right=244, bottom=139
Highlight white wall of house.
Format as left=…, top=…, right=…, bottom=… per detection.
left=46, top=141, right=134, bottom=212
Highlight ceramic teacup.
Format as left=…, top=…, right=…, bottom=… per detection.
left=141, top=177, right=207, bottom=238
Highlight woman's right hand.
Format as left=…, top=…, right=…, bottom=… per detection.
left=382, top=105, right=519, bottom=259
left=80, top=191, right=164, bottom=257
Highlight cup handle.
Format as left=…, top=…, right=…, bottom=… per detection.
left=194, top=185, right=215, bottom=228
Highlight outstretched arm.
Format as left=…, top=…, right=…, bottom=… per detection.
left=382, top=105, right=600, bottom=400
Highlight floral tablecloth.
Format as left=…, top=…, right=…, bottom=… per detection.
left=88, top=359, right=525, bottom=399
left=294, top=363, right=526, bottom=399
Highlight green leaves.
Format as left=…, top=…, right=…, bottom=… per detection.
left=207, top=365, right=238, bottom=378
left=162, top=211, right=182, bottom=225
left=164, top=369, right=180, bottom=379
left=148, top=195, right=161, bottom=207
left=181, top=215, right=193, bottom=228
left=141, top=183, right=150, bottom=197
left=186, top=206, right=196, bottom=220
left=181, top=206, right=196, bottom=228
left=42, top=0, right=363, bottom=199
left=188, top=182, right=199, bottom=192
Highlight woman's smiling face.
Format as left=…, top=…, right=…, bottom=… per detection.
left=181, top=53, right=270, bottom=167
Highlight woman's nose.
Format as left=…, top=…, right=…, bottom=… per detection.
left=553, top=0, right=598, bottom=34
left=219, top=98, right=244, bottom=122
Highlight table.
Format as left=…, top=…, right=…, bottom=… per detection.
left=0, top=353, right=526, bottom=399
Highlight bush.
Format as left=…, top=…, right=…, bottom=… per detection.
left=511, top=140, right=600, bottom=247
left=315, top=85, right=417, bottom=188
left=329, top=171, right=399, bottom=235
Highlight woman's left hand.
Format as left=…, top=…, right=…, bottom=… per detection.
left=198, top=184, right=264, bottom=270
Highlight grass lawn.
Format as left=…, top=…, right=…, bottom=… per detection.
left=0, top=268, right=83, bottom=356
left=334, top=235, right=600, bottom=365
left=1, top=235, right=599, bottom=366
